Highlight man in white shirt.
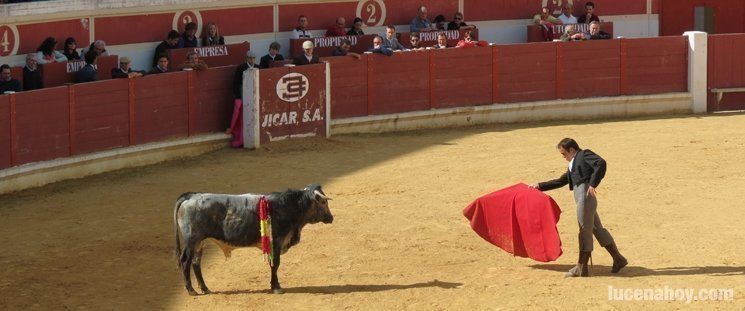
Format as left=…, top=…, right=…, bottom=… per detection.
left=558, top=4, right=578, bottom=25
left=291, top=15, right=312, bottom=39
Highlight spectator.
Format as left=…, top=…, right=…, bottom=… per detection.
left=368, top=36, right=393, bottom=56
left=81, top=40, right=110, bottom=58
left=586, top=21, right=611, bottom=40
left=179, top=51, right=209, bottom=71
left=61, top=37, right=81, bottom=61
left=577, top=1, right=600, bottom=24
left=408, top=32, right=426, bottom=50
left=111, top=57, right=145, bottom=78
left=347, top=17, right=365, bottom=36
left=202, top=22, right=225, bottom=46
left=433, top=33, right=450, bottom=49
left=560, top=24, right=586, bottom=41
left=382, top=25, right=405, bottom=51
left=153, top=30, right=181, bottom=67
left=227, top=50, right=260, bottom=148
left=558, top=4, right=578, bottom=24
left=292, top=15, right=312, bottom=39
left=448, top=12, right=475, bottom=30
left=456, top=30, right=489, bottom=48
left=325, top=17, right=347, bottom=37
left=259, top=42, right=284, bottom=69
left=0, top=64, right=22, bottom=93
left=410, top=5, right=433, bottom=32
left=331, top=39, right=361, bottom=59
left=182, top=22, right=199, bottom=48
left=149, top=55, right=170, bottom=74
left=292, top=40, right=319, bottom=66
left=534, top=7, right=562, bottom=41
left=35, top=37, right=67, bottom=64
left=23, top=53, right=43, bottom=91
left=433, top=15, right=447, bottom=31
left=75, top=51, right=98, bottom=83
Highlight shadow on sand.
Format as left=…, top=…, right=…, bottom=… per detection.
left=529, top=264, right=745, bottom=277
left=214, top=279, right=463, bottom=295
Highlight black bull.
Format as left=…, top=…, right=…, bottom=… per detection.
left=174, top=184, right=333, bottom=295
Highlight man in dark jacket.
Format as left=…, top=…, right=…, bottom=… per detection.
left=153, top=30, right=182, bottom=67
left=530, top=138, right=627, bottom=277
left=149, top=55, right=170, bottom=74
left=22, top=53, right=43, bottom=91
left=76, top=51, right=98, bottom=83
left=259, top=42, right=284, bottom=69
left=0, top=64, right=22, bottom=93
left=292, top=40, right=319, bottom=66
left=233, top=51, right=259, bottom=100
left=111, top=56, right=145, bottom=79
left=587, top=21, right=612, bottom=40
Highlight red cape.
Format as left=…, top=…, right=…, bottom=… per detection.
left=463, top=183, right=563, bottom=262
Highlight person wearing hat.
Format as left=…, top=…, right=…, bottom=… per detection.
left=62, top=37, right=81, bottom=61
left=111, top=56, right=145, bottom=79
left=227, top=50, right=259, bottom=148
left=292, top=40, right=319, bottom=66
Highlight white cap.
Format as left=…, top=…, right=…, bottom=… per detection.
left=246, top=50, right=256, bottom=58
left=302, top=40, right=314, bottom=49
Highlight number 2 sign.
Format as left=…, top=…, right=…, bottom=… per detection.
left=356, top=0, right=387, bottom=27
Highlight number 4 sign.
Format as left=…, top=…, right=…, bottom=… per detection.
left=356, top=0, right=387, bottom=27
left=0, top=24, right=20, bottom=57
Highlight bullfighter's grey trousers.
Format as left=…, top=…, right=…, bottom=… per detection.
left=572, top=183, right=615, bottom=252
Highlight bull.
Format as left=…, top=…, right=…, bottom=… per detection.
left=173, top=183, right=333, bottom=295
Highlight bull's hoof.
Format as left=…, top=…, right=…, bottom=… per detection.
left=272, top=288, right=285, bottom=294
left=201, top=287, right=212, bottom=295
left=187, top=289, right=199, bottom=296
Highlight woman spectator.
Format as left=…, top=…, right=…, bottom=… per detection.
left=346, top=17, right=365, bottom=36
left=62, top=37, right=81, bottom=61
left=35, top=37, right=67, bottom=64
left=456, top=30, right=489, bottom=48
left=202, top=22, right=225, bottom=46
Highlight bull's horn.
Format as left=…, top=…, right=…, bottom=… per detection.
left=314, top=190, right=332, bottom=200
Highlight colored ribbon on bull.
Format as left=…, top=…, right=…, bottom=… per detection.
left=258, top=196, right=274, bottom=267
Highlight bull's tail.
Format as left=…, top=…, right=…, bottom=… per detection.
left=174, top=192, right=197, bottom=267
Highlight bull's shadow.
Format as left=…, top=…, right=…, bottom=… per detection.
left=529, top=264, right=745, bottom=277
left=216, top=279, right=462, bottom=295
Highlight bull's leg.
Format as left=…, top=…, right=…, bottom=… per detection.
left=270, top=240, right=283, bottom=294
left=179, top=242, right=198, bottom=296
left=192, top=247, right=211, bottom=294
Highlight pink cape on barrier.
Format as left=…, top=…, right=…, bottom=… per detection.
left=463, top=183, right=563, bottom=262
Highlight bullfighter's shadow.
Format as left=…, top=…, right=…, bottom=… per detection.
left=529, top=264, right=745, bottom=277
left=215, top=279, right=463, bottom=295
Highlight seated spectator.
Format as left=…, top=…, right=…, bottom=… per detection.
left=325, top=17, right=347, bottom=37
left=179, top=51, right=209, bottom=71
left=448, top=12, right=476, bottom=30
left=81, top=40, right=110, bottom=58
left=111, top=57, right=145, bottom=78
left=292, top=41, right=319, bottom=66
left=433, top=15, right=447, bottom=31
left=0, top=64, right=22, bottom=93
left=382, top=25, right=405, bottom=51
left=560, top=24, right=586, bottom=41
left=433, top=33, right=450, bottom=49
left=291, top=15, right=312, bottom=39
left=368, top=36, right=393, bottom=56
left=456, top=30, right=489, bottom=48
left=35, top=37, right=67, bottom=64
left=332, top=39, right=361, bottom=59
left=202, top=22, right=225, bottom=46
left=347, top=17, right=365, bottom=36
left=577, top=1, right=600, bottom=24
left=23, top=53, right=43, bottom=91
left=408, top=33, right=426, bottom=50
left=586, top=21, right=611, bottom=40
left=558, top=4, right=578, bottom=24
left=533, top=7, right=562, bottom=41
left=182, top=22, right=199, bottom=48
left=149, top=55, right=170, bottom=74
left=228, top=51, right=260, bottom=148
left=260, top=42, right=284, bottom=69
left=410, top=5, right=433, bottom=32
left=153, top=30, right=182, bottom=67
left=62, top=37, right=81, bottom=61
left=75, top=51, right=98, bottom=83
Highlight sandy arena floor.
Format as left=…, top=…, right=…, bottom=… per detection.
left=1, top=114, right=744, bottom=310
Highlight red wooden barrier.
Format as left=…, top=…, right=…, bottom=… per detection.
left=367, top=51, right=430, bottom=115
left=41, top=56, right=119, bottom=87
left=193, top=66, right=235, bottom=134
left=527, top=22, right=614, bottom=42
left=707, top=34, right=745, bottom=111
left=431, top=47, right=493, bottom=108
left=0, top=94, right=10, bottom=169
left=72, top=79, right=131, bottom=155
left=10, top=67, right=24, bottom=90
left=132, top=72, right=189, bottom=144
left=321, top=55, right=368, bottom=118
left=494, top=43, right=557, bottom=103
left=258, top=67, right=292, bottom=144
left=167, top=43, right=250, bottom=70
left=558, top=39, right=620, bottom=99
left=13, top=87, right=70, bottom=166
left=399, top=29, right=478, bottom=49
left=288, top=64, right=326, bottom=138
left=623, top=36, right=687, bottom=95
left=290, top=35, right=376, bottom=58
